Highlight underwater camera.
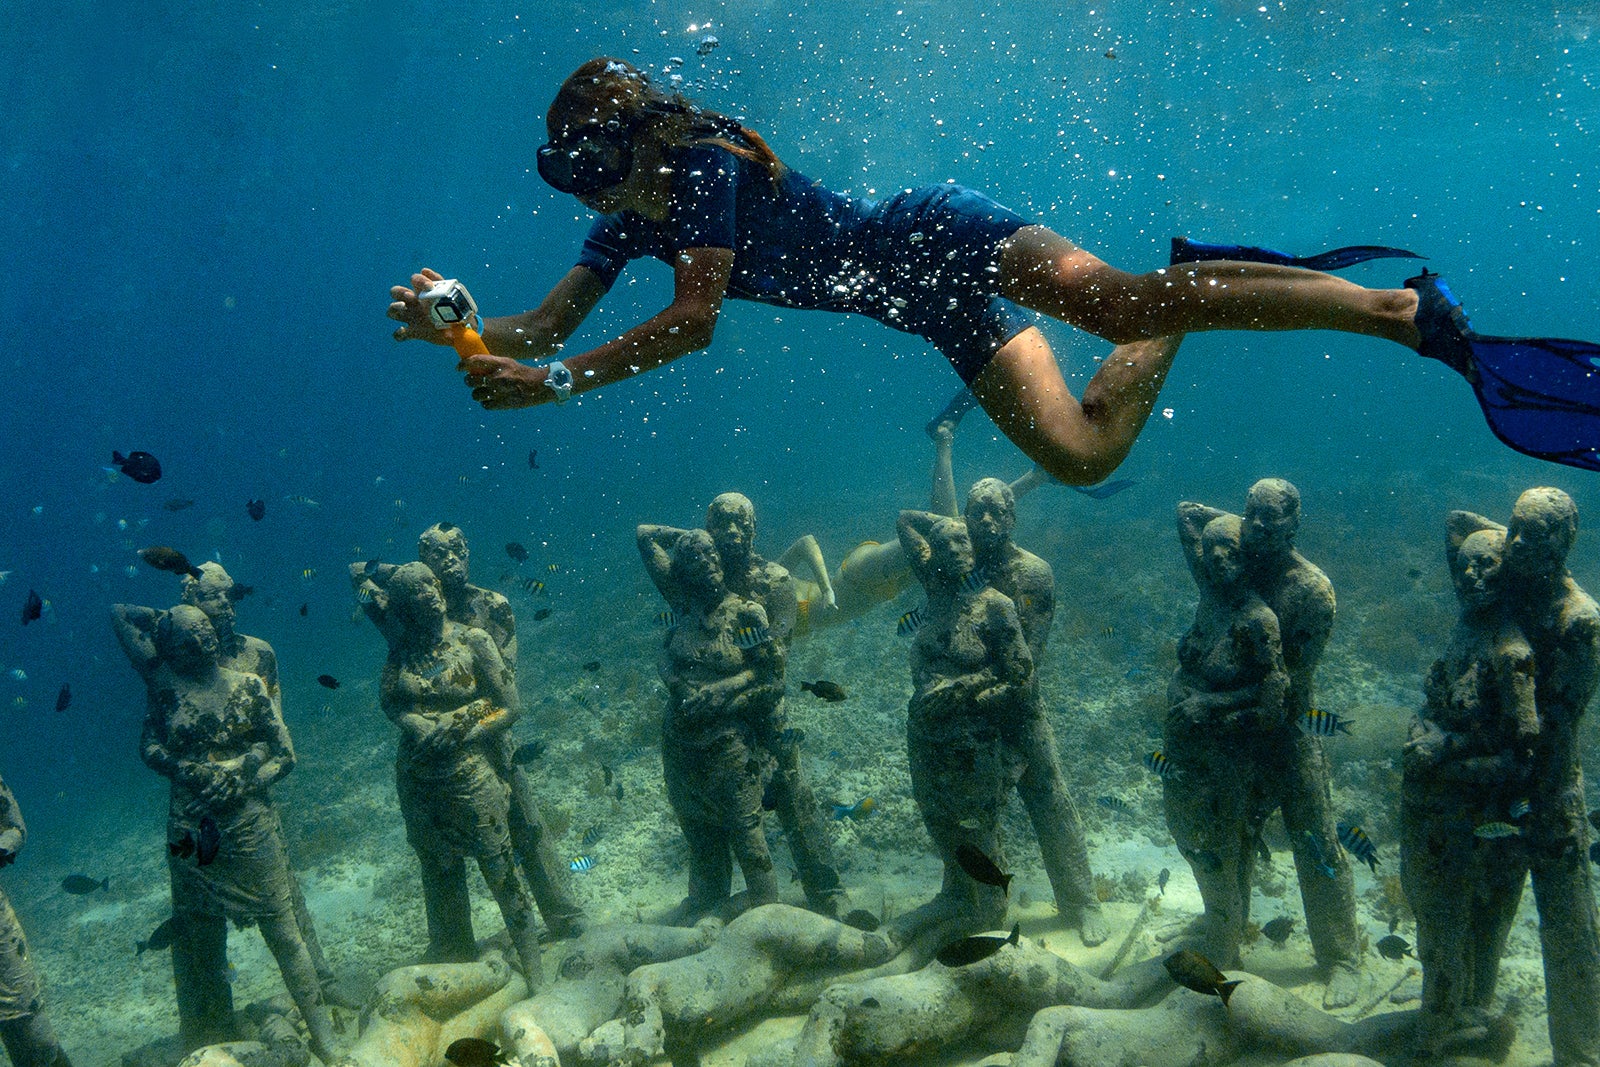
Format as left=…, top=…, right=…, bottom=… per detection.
left=419, top=278, right=490, bottom=360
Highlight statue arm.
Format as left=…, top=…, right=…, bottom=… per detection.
left=0, top=774, right=23, bottom=861
left=638, top=525, right=690, bottom=600
left=896, top=510, right=938, bottom=587
left=1444, top=510, right=1505, bottom=572
left=252, top=681, right=298, bottom=787
left=110, top=603, right=161, bottom=673
left=140, top=702, right=188, bottom=781
left=1175, top=503, right=1228, bottom=583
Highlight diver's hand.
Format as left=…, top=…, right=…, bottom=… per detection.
left=389, top=267, right=453, bottom=345
left=461, top=354, right=556, bottom=410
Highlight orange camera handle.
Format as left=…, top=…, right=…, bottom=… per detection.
left=445, top=323, right=491, bottom=361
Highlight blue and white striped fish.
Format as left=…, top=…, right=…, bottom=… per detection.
left=569, top=855, right=595, bottom=873
left=959, top=567, right=990, bottom=594
left=1509, top=798, right=1531, bottom=820
left=896, top=606, right=925, bottom=637
left=1143, top=750, right=1179, bottom=780
left=1336, top=822, right=1380, bottom=872
left=655, top=609, right=679, bottom=629
left=1298, top=708, right=1353, bottom=737
left=733, top=625, right=771, bottom=650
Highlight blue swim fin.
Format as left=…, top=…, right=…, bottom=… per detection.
left=1170, top=236, right=1424, bottom=272
left=1408, top=270, right=1600, bottom=472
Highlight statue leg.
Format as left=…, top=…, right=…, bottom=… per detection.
left=909, top=719, right=1009, bottom=932
left=1528, top=794, right=1600, bottom=1067
left=1010, top=706, right=1105, bottom=945
left=678, top=816, right=734, bottom=922
left=1466, top=840, right=1528, bottom=1010
left=417, top=851, right=477, bottom=963
left=1402, top=790, right=1481, bottom=1054
left=1279, top=732, right=1362, bottom=1002
left=0, top=1013, right=71, bottom=1067
left=1161, top=729, right=1254, bottom=966
left=170, top=909, right=235, bottom=1049
left=478, top=849, right=545, bottom=989
left=504, top=762, right=587, bottom=937
left=258, top=910, right=338, bottom=1061
left=765, top=730, right=847, bottom=914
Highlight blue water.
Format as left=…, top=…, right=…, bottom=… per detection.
left=2, top=1, right=1598, bottom=1060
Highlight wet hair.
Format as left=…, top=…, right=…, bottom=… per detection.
left=548, top=57, right=785, bottom=187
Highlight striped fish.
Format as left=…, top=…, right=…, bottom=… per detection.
left=1298, top=708, right=1353, bottom=737
left=1143, top=750, right=1178, bottom=780
left=1473, top=822, right=1522, bottom=840
left=655, top=609, right=679, bottom=629
left=733, top=625, right=771, bottom=650
left=1336, top=822, right=1380, bottom=872
left=521, top=578, right=546, bottom=594
left=1509, top=798, right=1531, bottom=820
left=1097, top=795, right=1133, bottom=815
left=959, top=567, right=990, bottom=594
left=1303, top=831, right=1339, bottom=878
left=580, top=826, right=603, bottom=849
left=569, top=855, right=595, bottom=872
left=896, top=606, right=925, bottom=637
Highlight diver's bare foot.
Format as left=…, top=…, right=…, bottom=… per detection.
left=1322, top=960, right=1363, bottom=1009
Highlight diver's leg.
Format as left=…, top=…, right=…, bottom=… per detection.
left=258, top=911, right=338, bottom=1061
left=929, top=422, right=959, bottom=518
left=969, top=327, right=1184, bottom=485
left=1279, top=733, right=1363, bottom=1007
left=504, top=762, right=587, bottom=937
left=777, top=535, right=836, bottom=611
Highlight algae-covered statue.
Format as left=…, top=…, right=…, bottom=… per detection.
left=892, top=510, right=1033, bottom=945
left=1176, top=479, right=1362, bottom=1008
left=1164, top=511, right=1290, bottom=971
left=371, top=562, right=543, bottom=985
left=964, top=476, right=1106, bottom=946
left=639, top=494, right=849, bottom=919
left=111, top=603, right=338, bottom=1059
left=638, top=527, right=785, bottom=923
left=353, top=522, right=586, bottom=940
left=0, top=772, right=72, bottom=1067
left=1432, top=488, right=1600, bottom=1066
left=1400, top=522, right=1537, bottom=1058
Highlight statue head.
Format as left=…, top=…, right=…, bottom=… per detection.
left=705, top=492, right=756, bottom=564
left=672, top=529, right=725, bottom=595
left=965, top=477, right=1017, bottom=558
left=1201, top=514, right=1248, bottom=593
left=156, top=604, right=220, bottom=677
left=182, top=561, right=238, bottom=642
left=1505, top=487, right=1578, bottom=582
left=1452, top=527, right=1506, bottom=614
left=1241, top=478, right=1301, bottom=560
left=418, top=522, right=470, bottom=591
left=926, top=515, right=976, bottom=586
left=388, top=561, right=446, bottom=636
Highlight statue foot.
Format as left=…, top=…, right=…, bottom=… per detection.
left=1076, top=903, right=1111, bottom=947
left=541, top=913, right=588, bottom=942
left=319, top=974, right=368, bottom=1011
left=1321, top=961, right=1363, bottom=1009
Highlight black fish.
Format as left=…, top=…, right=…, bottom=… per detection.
left=61, top=874, right=109, bottom=895
left=511, top=739, right=547, bottom=764
left=505, top=542, right=530, bottom=563
left=21, top=589, right=43, bottom=625
left=54, top=683, right=70, bottom=713
left=317, top=674, right=340, bottom=690
left=582, top=660, right=601, bottom=672
left=299, top=602, right=308, bottom=617
left=137, top=916, right=179, bottom=955
left=602, top=764, right=614, bottom=787
left=935, top=923, right=1020, bottom=967
left=533, top=608, right=552, bottom=621
left=1592, top=840, right=1600, bottom=866
left=138, top=546, right=203, bottom=579
left=614, top=782, right=624, bottom=801
left=1070, top=477, right=1138, bottom=500
left=527, top=450, right=539, bottom=470
left=444, top=1037, right=512, bottom=1067
left=800, top=680, right=848, bottom=702
left=1165, top=949, right=1241, bottom=1004
left=246, top=499, right=266, bottom=521
left=955, top=843, right=1012, bottom=893
left=196, top=815, right=221, bottom=866
left=169, top=834, right=195, bottom=859
left=112, top=450, right=162, bottom=484
left=1260, top=916, right=1295, bottom=945
left=1375, top=934, right=1415, bottom=961
left=1157, top=867, right=1170, bottom=895
left=162, top=498, right=196, bottom=512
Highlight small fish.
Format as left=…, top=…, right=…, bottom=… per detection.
left=301, top=568, right=317, bottom=580
left=936, top=923, right=1020, bottom=967
left=527, top=450, right=539, bottom=470
left=1303, top=831, right=1339, bottom=878
left=569, top=855, right=595, bottom=873
left=7, top=669, right=25, bottom=681
left=614, top=782, right=624, bottom=801
left=546, top=563, right=559, bottom=573
left=505, top=542, right=530, bottom=563
left=111, top=450, right=162, bottom=484
left=226, top=584, right=254, bottom=602
left=777, top=727, right=806, bottom=748
left=1590, top=810, right=1600, bottom=833
left=54, top=683, right=70, bottom=712
left=1375, top=934, right=1415, bottom=961
left=954, top=843, right=1012, bottom=892
left=959, top=567, right=989, bottom=594
left=220, top=961, right=239, bottom=984
left=733, top=625, right=771, bottom=650
left=1096, top=795, right=1133, bottom=815
left=190, top=815, right=221, bottom=866
left=1164, top=949, right=1241, bottom=1004
left=1256, top=836, right=1272, bottom=864
left=1510, top=798, right=1531, bottom=820
left=299, top=602, right=309, bottom=617
left=832, top=797, right=876, bottom=821
left=1103, top=48, right=1118, bottom=59
left=1591, top=841, right=1600, bottom=865
left=444, top=1037, right=513, bottom=1067
left=139, top=546, right=202, bottom=579
left=168, top=834, right=195, bottom=859
left=602, top=765, right=614, bottom=787
left=21, top=589, right=42, bottom=625
left=896, top=606, right=925, bottom=636
left=1143, top=750, right=1178, bottom=780
left=582, top=660, right=602, bottom=673
left=1473, top=821, right=1523, bottom=840
left=512, top=739, right=547, bottom=764
left=246, top=499, right=266, bottom=522
left=1337, top=822, right=1380, bottom=872
left=655, top=609, right=680, bottom=628
left=1071, top=477, right=1137, bottom=499
left=533, top=608, right=552, bottom=621
left=137, top=916, right=179, bottom=955
left=1299, top=708, right=1353, bottom=737
left=419, top=659, right=449, bottom=681
left=283, top=494, right=320, bottom=507
left=61, top=874, right=109, bottom=895
left=1260, top=916, right=1296, bottom=945
left=581, top=826, right=604, bottom=848
left=316, top=674, right=340, bottom=690
left=801, top=680, right=848, bottom=702
left=0, top=571, right=11, bottom=586
left=162, top=498, right=196, bottom=512
left=1157, top=867, right=1170, bottom=895
left=521, top=578, right=546, bottom=595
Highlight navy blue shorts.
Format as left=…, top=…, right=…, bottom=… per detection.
left=860, top=184, right=1039, bottom=384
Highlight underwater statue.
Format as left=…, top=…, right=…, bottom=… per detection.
left=110, top=603, right=338, bottom=1060
left=0, top=772, right=72, bottom=1067
left=353, top=522, right=586, bottom=940
left=638, top=527, right=785, bottom=923
left=1176, top=479, right=1362, bottom=1007
left=964, top=476, right=1105, bottom=946
left=370, top=562, right=544, bottom=985
left=640, top=497, right=848, bottom=918
left=1437, top=488, right=1600, bottom=1067
left=892, top=509, right=1033, bottom=945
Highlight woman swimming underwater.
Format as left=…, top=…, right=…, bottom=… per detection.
left=389, top=57, right=1600, bottom=480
